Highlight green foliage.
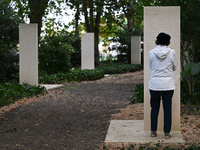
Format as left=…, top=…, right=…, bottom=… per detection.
left=130, top=84, right=144, bottom=104
left=65, top=69, right=104, bottom=82
left=39, top=69, right=105, bottom=84
left=99, top=64, right=143, bottom=74
left=181, top=63, right=200, bottom=78
left=181, top=62, right=200, bottom=105
left=0, top=0, right=22, bottom=50
left=39, top=64, right=143, bottom=84
left=181, top=76, right=200, bottom=105
left=39, top=72, right=67, bottom=84
left=181, top=62, right=200, bottom=101
left=70, top=36, right=81, bottom=68
left=0, top=0, right=22, bottom=81
left=0, top=82, right=46, bottom=107
left=103, top=145, right=108, bottom=150
left=0, top=49, right=19, bottom=81
left=41, top=18, right=81, bottom=69
left=39, top=30, right=75, bottom=74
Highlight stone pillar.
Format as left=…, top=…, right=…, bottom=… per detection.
left=144, top=7, right=180, bottom=131
left=19, top=24, right=38, bottom=86
left=81, top=33, right=95, bottom=70
left=131, top=36, right=141, bottom=64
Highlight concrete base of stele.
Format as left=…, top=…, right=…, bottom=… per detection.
left=105, top=120, right=185, bottom=143
left=40, top=84, right=65, bottom=90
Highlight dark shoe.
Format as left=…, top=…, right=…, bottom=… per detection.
left=165, top=133, right=171, bottom=139
left=151, top=131, right=157, bottom=137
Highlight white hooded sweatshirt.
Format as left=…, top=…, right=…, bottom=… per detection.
left=148, top=45, right=177, bottom=91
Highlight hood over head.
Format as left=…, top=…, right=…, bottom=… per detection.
left=153, top=46, right=171, bottom=59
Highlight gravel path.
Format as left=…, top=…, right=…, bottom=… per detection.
left=0, top=71, right=143, bottom=150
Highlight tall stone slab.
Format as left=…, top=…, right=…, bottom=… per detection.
left=19, top=24, right=38, bottom=86
left=131, top=36, right=141, bottom=64
left=144, top=7, right=180, bottom=131
left=81, top=33, right=94, bottom=70
left=19, top=24, right=38, bottom=85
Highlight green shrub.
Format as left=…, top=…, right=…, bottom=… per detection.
left=181, top=76, right=200, bottom=105
left=0, top=82, right=46, bottom=107
left=39, top=31, right=75, bottom=74
left=181, top=92, right=200, bottom=105
left=0, top=0, right=22, bottom=50
left=99, top=64, right=143, bottom=74
left=66, top=69, right=105, bottom=82
left=0, top=0, right=22, bottom=81
left=70, top=36, right=81, bottom=68
left=0, top=47, right=19, bottom=82
left=39, top=72, right=66, bottom=84
left=130, top=84, right=144, bottom=104
left=39, top=69, right=105, bottom=84
left=39, top=64, right=143, bottom=84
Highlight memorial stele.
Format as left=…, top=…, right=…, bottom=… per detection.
left=81, top=33, right=95, bottom=70
left=131, top=36, right=141, bottom=64
left=19, top=24, right=38, bottom=86
left=144, top=6, right=180, bottom=131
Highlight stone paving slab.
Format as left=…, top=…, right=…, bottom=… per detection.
left=40, top=84, right=65, bottom=90
left=105, top=120, right=185, bottom=143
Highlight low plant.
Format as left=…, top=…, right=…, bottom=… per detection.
left=130, top=84, right=144, bottom=104
left=39, top=69, right=105, bottom=84
left=99, top=64, right=143, bottom=74
left=181, top=76, right=200, bottom=105
left=39, top=72, right=67, bottom=84
left=39, top=64, right=143, bottom=84
left=0, top=82, right=46, bottom=107
left=70, top=36, right=81, bottom=68
left=0, top=49, right=19, bottom=82
left=65, top=69, right=105, bottom=82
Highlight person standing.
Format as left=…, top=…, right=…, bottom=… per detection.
left=148, top=32, right=177, bottom=139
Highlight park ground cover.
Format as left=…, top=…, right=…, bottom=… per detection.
left=0, top=70, right=199, bottom=150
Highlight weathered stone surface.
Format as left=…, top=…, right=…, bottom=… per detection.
left=81, top=33, right=94, bottom=70
left=144, top=7, right=180, bottom=131
left=131, top=36, right=141, bottom=64
left=19, top=24, right=38, bottom=86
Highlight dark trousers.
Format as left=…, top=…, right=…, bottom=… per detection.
left=150, top=90, right=174, bottom=133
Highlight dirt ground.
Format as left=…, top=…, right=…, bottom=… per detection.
left=0, top=70, right=199, bottom=150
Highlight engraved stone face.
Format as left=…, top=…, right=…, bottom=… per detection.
left=146, top=10, right=161, bottom=15
left=144, top=7, right=180, bottom=131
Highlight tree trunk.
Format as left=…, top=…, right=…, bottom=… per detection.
left=93, top=0, right=103, bottom=66
left=94, top=12, right=101, bottom=66
left=75, top=0, right=80, bottom=36
left=89, top=0, right=94, bottom=32
left=28, top=0, right=48, bottom=37
left=120, top=0, right=135, bottom=35
left=83, top=1, right=91, bottom=32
